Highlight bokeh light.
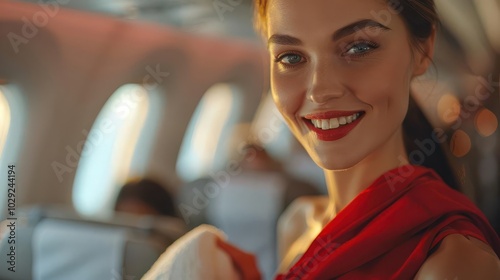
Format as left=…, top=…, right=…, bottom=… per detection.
left=450, top=130, right=471, bottom=158
left=474, top=108, right=498, bottom=137
left=437, top=94, right=461, bottom=125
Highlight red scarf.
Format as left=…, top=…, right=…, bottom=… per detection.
left=275, top=165, right=500, bottom=280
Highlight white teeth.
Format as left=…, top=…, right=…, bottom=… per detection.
left=309, top=112, right=362, bottom=130
left=329, top=118, right=340, bottom=129
left=321, top=119, right=329, bottom=130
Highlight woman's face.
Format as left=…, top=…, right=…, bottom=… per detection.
left=267, top=0, right=430, bottom=170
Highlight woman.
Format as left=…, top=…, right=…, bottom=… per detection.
left=218, top=0, right=500, bottom=279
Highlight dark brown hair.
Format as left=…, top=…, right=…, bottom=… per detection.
left=253, top=0, right=460, bottom=190
left=115, top=178, right=179, bottom=217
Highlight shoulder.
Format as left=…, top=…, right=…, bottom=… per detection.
left=277, top=196, right=328, bottom=260
left=278, top=196, right=328, bottom=236
left=415, top=234, right=500, bottom=280
left=278, top=196, right=328, bottom=226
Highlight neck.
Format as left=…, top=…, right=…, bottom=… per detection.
left=323, top=126, right=409, bottom=219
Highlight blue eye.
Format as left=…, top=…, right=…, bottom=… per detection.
left=344, top=41, right=379, bottom=56
left=276, top=53, right=304, bottom=65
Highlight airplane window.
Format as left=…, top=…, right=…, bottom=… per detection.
left=72, top=84, right=158, bottom=217
left=0, top=84, right=25, bottom=220
left=129, top=88, right=163, bottom=176
left=251, top=93, right=293, bottom=160
left=176, top=83, right=242, bottom=182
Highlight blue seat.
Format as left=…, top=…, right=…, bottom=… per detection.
left=0, top=206, right=186, bottom=280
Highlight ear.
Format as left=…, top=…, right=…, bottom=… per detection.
left=412, top=26, right=436, bottom=77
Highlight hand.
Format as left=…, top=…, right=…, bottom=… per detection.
left=216, top=238, right=262, bottom=280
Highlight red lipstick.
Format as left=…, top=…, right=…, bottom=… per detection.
left=304, top=111, right=365, bottom=141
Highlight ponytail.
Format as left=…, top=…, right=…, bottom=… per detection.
left=403, top=94, right=461, bottom=190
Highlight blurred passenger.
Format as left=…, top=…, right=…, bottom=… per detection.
left=114, top=178, right=179, bottom=218
left=177, top=144, right=320, bottom=228
left=204, top=143, right=321, bottom=280
left=238, top=143, right=321, bottom=207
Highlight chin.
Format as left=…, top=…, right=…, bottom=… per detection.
left=297, top=136, right=362, bottom=171
left=310, top=149, right=364, bottom=171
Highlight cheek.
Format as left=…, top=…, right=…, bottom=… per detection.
left=352, top=54, right=413, bottom=112
left=270, top=70, right=306, bottom=122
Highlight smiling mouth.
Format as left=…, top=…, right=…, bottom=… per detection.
left=303, top=111, right=366, bottom=141
left=309, top=112, right=362, bottom=130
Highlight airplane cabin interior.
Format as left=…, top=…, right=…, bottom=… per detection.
left=0, top=0, right=499, bottom=279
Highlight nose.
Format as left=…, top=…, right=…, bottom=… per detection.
left=307, top=62, right=347, bottom=104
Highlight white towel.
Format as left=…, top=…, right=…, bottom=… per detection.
left=141, top=224, right=241, bottom=280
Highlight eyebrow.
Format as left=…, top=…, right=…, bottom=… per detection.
left=267, top=19, right=391, bottom=47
